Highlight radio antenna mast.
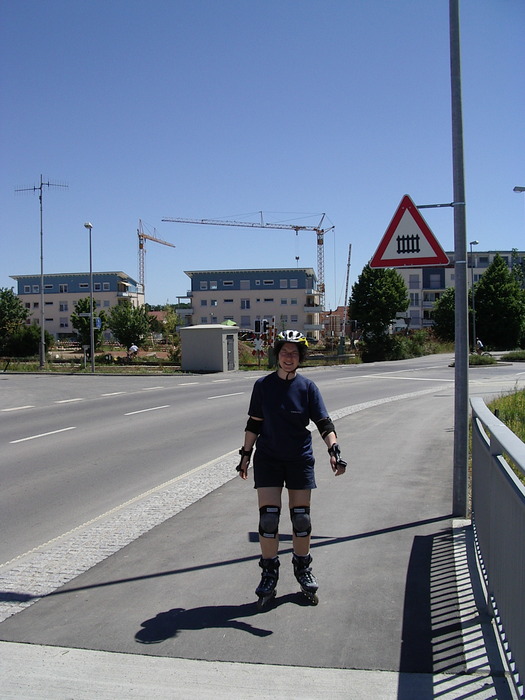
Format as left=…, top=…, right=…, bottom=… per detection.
left=16, top=174, right=68, bottom=369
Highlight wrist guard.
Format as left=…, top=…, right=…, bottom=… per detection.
left=328, top=443, right=347, bottom=469
left=236, top=446, right=253, bottom=471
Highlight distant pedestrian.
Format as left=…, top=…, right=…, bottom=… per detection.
left=128, top=343, right=139, bottom=359
left=476, top=338, right=484, bottom=355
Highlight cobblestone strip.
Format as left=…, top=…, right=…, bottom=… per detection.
left=0, top=385, right=442, bottom=623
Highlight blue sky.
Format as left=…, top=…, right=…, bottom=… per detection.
left=1, top=0, right=523, bottom=308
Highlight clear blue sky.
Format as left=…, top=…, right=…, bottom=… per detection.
left=1, top=0, right=523, bottom=308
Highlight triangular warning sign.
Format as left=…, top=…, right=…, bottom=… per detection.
left=370, top=195, right=449, bottom=268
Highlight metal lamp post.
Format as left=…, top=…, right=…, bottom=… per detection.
left=84, top=222, right=95, bottom=373
left=469, top=240, right=479, bottom=352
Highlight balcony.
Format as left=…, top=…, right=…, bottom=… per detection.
left=303, top=305, right=323, bottom=313
left=304, top=323, right=323, bottom=331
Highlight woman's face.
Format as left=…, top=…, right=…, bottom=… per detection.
left=278, top=342, right=300, bottom=373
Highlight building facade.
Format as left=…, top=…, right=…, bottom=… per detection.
left=11, top=271, right=144, bottom=340
left=395, top=250, right=525, bottom=331
left=184, top=268, right=323, bottom=337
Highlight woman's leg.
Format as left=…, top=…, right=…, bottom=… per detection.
left=288, top=489, right=312, bottom=556
left=257, top=486, right=283, bottom=559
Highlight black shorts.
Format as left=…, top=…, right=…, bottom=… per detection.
left=253, top=452, right=316, bottom=490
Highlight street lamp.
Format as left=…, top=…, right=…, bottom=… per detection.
left=513, top=186, right=525, bottom=193
left=469, top=240, right=479, bottom=353
left=84, top=222, right=95, bottom=373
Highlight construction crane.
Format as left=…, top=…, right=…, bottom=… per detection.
left=161, top=213, right=334, bottom=308
left=137, top=219, right=175, bottom=295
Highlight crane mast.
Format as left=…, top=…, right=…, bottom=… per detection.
left=137, top=219, right=175, bottom=295
left=162, top=214, right=334, bottom=308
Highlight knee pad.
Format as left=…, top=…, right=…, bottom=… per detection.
left=259, top=505, right=281, bottom=539
left=290, top=506, right=311, bottom=537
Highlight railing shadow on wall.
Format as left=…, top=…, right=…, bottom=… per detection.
left=471, top=396, right=525, bottom=698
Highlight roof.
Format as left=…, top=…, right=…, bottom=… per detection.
left=184, top=267, right=316, bottom=277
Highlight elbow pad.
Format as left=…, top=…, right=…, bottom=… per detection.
left=315, top=416, right=336, bottom=439
left=245, top=417, right=262, bottom=435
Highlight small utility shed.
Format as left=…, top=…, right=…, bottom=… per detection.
left=179, top=324, right=239, bottom=372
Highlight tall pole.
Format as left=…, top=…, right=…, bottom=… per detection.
left=84, top=223, right=95, bottom=373
left=16, top=174, right=67, bottom=369
left=450, top=0, right=469, bottom=517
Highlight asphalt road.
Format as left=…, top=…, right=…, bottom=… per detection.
left=0, top=355, right=522, bottom=698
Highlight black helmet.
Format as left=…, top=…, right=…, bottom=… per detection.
left=274, top=330, right=308, bottom=361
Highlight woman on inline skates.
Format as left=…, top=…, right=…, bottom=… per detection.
left=237, top=329, right=347, bottom=608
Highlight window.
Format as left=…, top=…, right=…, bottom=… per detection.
left=410, top=293, right=419, bottom=306
left=59, top=284, right=68, bottom=293
left=103, top=282, right=110, bottom=291
left=25, top=302, right=30, bottom=309
left=200, top=299, right=208, bottom=306
left=94, top=282, right=101, bottom=291
left=103, top=300, right=110, bottom=307
left=60, top=318, right=69, bottom=328
left=79, top=283, right=89, bottom=289
left=263, top=280, right=274, bottom=286
left=408, top=274, right=420, bottom=290
left=210, top=281, right=218, bottom=289
left=32, top=285, right=39, bottom=293
left=223, top=281, right=233, bottom=287
left=24, top=285, right=31, bottom=293
left=255, top=280, right=261, bottom=286
left=200, top=317, right=208, bottom=324
left=280, top=315, right=288, bottom=323
left=240, top=280, right=250, bottom=290
left=240, top=315, right=250, bottom=327
left=200, top=281, right=208, bottom=290
left=45, top=301, right=53, bottom=306
left=263, top=298, right=274, bottom=302
left=291, top=298, right=298, bottom=305
left=290, top=279, right=298, bottom=288
left=280, top=279, right=288, bottom=288
left=59, top=302, right=68, bottom=312
left=241, top=299, right=250, bottom=309
left=281, top=298, right=288, bottom=305
left=428, top=274, right=441, bottom=290
left=44, top=284, right=53, bottom=290
left=211, top=299, right=218, bottom=306
left=224, top=298, right=233, bottom=303
left=33, top=302, right=39, bottom=308
left=291, top=315, right=298, bottom=323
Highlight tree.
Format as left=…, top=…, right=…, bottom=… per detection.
left=0, top=287, right=29, bottom=353
left=70, top=298, right=107, bottom=350
left=3, top=325, right=54, bottom=357
left=107, top=301, right=150, bottom=349
left=348, top=264, right=408, bottom=361
left=474, top=253, right=525, bottom=349
left=431, top=287, right=456, bottom=342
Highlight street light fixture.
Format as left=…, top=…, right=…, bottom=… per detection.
left=469, top=240, right=479, bottom=353
left=513, top=186, right=525, bottom=193
left=84, top=222, right=95, bottom=373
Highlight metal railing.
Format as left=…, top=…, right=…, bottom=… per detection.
left=470, top=396, right=525, bottom=692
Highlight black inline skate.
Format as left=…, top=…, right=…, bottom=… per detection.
left=255, top=556, right=280, bottom=610
left=292, top=553, right=319, bottom=605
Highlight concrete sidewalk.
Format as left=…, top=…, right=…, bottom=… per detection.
left=0, top=385, right=516, bottom=699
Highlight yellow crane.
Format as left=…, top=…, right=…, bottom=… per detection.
left=137, top=219, right=175, bottom=295
left=161, top=213, right=334, bottom=308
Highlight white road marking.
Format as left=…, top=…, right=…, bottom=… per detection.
left=1, top=406, right=35, bottom=412
left=207, top=392, right=244, bottom=400
left=124, top=405, right=170, bottom=415
left=54, top=398, right=84, bottom=404
left=10, top=426, right=76, bottom=444
left=101, top=392, right=126, bottom=396
left=141, top=386, right=164, bottom=391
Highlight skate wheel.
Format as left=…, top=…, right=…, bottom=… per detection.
left=256, top=589, right=276, bottom=610
left=301, top=591, right=319, bottom=606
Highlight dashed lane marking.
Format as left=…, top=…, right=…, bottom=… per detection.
left=10, top=426, right=77, bottom=444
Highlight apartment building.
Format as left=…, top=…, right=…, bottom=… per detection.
left=396, top=250, right=525, bottom=331
left=184, top=268, right=323, bottom=337
left=11, top=271, right=144, bottom=339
